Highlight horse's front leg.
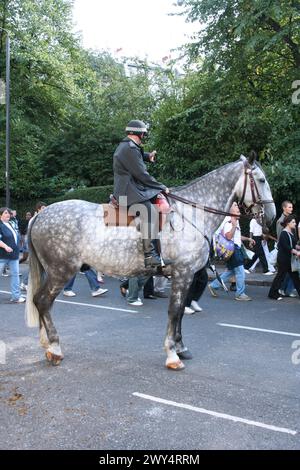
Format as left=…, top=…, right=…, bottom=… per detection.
left=164, top=272, right=194, bottom=371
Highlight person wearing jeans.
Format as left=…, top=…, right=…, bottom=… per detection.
left=63, top=268, right=108, bottom=297
left=208, top=202, right=254, bottom=301
left=209, top=264, right=247, bottom=298
left=127, top=275, right=149, bottom=306
left=0, top=207, right=25, bottom=303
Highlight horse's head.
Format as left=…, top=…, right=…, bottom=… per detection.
left=235, top=152, right=276, bottom=227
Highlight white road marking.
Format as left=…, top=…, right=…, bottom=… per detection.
left=57, top=299, right=137, bottom=313
left=218, top=323, right=300, bottom=338
left=0, top=290, right=137, bottom=314
left=133, top=392, right=297, bottom=436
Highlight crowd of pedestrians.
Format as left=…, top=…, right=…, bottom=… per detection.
left=1, top=197, right=299, bottom=312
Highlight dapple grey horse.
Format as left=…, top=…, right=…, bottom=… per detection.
left=25, top=154, right=275, bottom=370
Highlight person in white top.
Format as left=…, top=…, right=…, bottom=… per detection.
left=244, top=218, right=274, bottom=275
left=208, top=202, right=254, bottom=301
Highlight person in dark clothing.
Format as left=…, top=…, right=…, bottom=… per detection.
left=19, top=211, right=32, bottom=263
left=143, top=276, right=156, bottom=299
left=113, top=119, right=172, bottom=268
left=184, top=267, right=208, bottom=314
left=276, top=200, right=296, bottom=296
left=244, top=218, right=273, bottom=275
left=268, top=214, right=300, bottom=300
left=0, top=207, right=25, bottom=303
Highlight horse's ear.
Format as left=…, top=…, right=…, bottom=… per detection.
left=248, top=150, right=257, bottom=165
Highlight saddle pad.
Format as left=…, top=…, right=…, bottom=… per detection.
left=102, top=204, right=136, bottom=227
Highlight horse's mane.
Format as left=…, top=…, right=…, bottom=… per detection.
left=171, top=159, right=241, bottom=192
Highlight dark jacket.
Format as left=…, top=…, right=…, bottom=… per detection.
left=113, top=137, right=166, bottom=205
left=276, top=213, right=296, bottom=239
left=277, top=230, right=296, bottom=270
left=0, top=221, right=20, bottom=260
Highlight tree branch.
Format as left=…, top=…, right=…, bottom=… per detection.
left=261, top=14, right=300, bottom=67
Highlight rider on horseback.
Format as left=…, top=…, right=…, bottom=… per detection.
left=113, top=119, right=172, bottom=268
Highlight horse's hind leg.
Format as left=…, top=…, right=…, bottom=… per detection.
left=39, top=320, right=50, bottom=350
left=34, top=280, right=65, bottom=366
left=164, top=271, right=194, bottom=371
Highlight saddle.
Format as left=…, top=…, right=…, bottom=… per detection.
left=103, top=194, right=171, bottom=230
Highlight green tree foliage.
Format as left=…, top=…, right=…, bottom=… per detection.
left=154, top=0, right=300, bottom=206
left=42, top=53, right=157, bottom=189
left=1, top=0, right=299, bottom=210
left=0, top=0, right=160, bottom=201
left=0, top=0, right=84, bottom=198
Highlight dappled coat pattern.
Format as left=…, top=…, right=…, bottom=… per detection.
left=25, top=156, right=275, bottom=370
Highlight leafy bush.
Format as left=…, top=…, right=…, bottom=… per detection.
left=48, top=185, right=113, bottom=204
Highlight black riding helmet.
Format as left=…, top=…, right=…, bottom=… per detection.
left=125, top=120, right=148, bottom=137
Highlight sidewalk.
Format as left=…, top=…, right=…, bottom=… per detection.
left=208, top=264, right=275, bottom=287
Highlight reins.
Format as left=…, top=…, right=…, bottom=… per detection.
left=165, top=192, right=248, bottom=219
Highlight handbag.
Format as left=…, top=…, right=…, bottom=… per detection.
left=214, top=230, right=235, bottom=261
left=269, top=243, right=278, bottom=266
left=287, top=232, right=300, bottom=273
left=241, top=243, right=254, bottom=260
left=291, top=255, right=300, bottom=273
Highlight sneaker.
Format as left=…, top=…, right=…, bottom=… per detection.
left=278, top=289, right=285, bottom=296
left=128, top=299, right=143, bottom=306
left=235, top=293, right=252, bottom=301
left=208, top=284, right=218, bottom=297
left=20, top=282, right=27, bottom=292
left=288, top=292, right=297, bottom=298
left=2, top=270, right=9, bottom=277
left=263, top=271, right=275, bottom=276
left=91, top=288, right=108, bottom=297
left=191, top=300, right=203, bottom=312
left=10, top=297, right=26, bottom=303
left=97, top=272, right=104, bottom=283
left=184, top=306, right=195, bottom=315
left=63, top=290, right=76, bottom=297
left=268, top=295, right=283, bottom=300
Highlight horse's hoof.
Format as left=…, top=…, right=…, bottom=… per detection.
left=165, top=360, right=185, bottom=371
left=45, top=351, right=64, bottom=366
left=177, top=350, right=193, bottom=360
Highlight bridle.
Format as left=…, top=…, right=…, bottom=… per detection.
left=238, top=159, right=274, bottom=219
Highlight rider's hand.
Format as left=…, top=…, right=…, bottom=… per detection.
left=165, top=187, right=170, bottom=194
left=149, top=150, right=157, bottom=162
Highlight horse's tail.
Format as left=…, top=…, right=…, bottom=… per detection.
left=25, top=216, right=43, bottom=328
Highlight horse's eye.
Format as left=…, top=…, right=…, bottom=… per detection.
left=259, top=178, right=265, bottom=183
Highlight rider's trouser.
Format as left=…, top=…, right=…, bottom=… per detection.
left=129, top=199, right=159, bottom=240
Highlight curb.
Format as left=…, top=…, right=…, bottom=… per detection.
left=208, top=273, right=273, bottom=287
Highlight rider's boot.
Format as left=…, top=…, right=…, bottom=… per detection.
left=143, top=239, right=173, bottom=268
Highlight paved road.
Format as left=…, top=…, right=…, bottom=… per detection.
left=0, top=271, right=300, bottom=450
